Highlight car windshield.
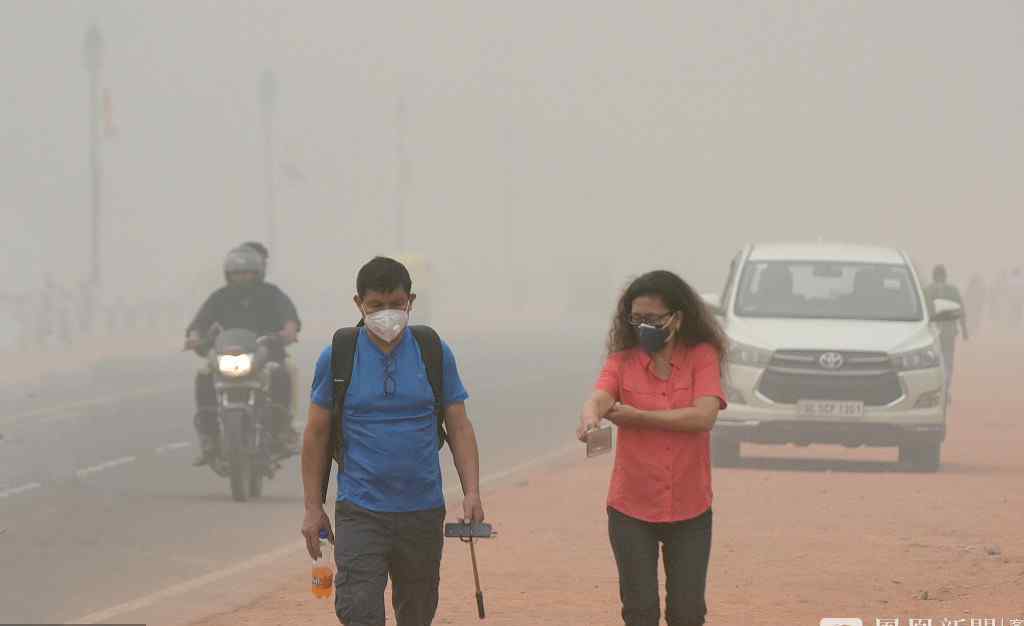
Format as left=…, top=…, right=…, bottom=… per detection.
left=734, top=260, right=924, bottom=321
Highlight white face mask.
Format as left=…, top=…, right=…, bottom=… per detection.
left=363, top=307, right=409, bottom=343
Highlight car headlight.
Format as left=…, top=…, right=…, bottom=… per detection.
left=726, top=342, right=773, bottom=367
left=914, top=389, right=945, bottom=409
left=218, top=353, right=254, bottom=377
left=892, top=346, right=941, bottom=371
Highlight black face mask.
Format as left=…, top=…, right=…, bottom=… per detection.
left=637, top=323, right=671, bottom=354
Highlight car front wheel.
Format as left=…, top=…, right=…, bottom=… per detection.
left=899, top=442, right=941, bottom=473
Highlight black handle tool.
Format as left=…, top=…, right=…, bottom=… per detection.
left=445, top=522, right=496, bottom=619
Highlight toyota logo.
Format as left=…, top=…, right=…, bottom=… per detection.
left=819, top=352, right=845, bottom=370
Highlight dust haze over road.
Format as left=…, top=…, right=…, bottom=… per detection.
left=2, top=2, right=1024, bottom=625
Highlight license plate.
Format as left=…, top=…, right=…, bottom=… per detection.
left=796, top=400, right=864, bottom=418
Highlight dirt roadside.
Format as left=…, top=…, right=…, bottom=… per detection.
left=189, top=338, right=1024, bottom=626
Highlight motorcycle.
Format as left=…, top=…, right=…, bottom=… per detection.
left=195, top=325, right=291, bottom=501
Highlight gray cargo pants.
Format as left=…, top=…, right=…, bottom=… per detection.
left=334, top=499, right=446, bottom=626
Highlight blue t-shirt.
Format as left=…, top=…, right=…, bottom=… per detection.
left=311, top=327, right=469, bottom=512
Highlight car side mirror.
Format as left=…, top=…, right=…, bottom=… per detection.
left=701, top=293, right=724, bottom=316
left=932, top=298, right=962, bottom=323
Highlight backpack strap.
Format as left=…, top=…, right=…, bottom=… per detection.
left=320, top=327, right=358, bottom=505
left=410, top=325, right=447, bottom=449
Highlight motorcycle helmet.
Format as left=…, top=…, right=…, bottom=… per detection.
left=223, top=246, right=266, bottom=283
left=240, top=241, right=269, bottom=261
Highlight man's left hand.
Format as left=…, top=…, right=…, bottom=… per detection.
left=460, top=493, right=485, bottom=524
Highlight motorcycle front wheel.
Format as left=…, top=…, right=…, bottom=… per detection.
left=228, top=449, right=251, bottom=502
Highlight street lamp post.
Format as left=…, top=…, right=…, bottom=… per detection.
left=260, top=69, right=278, bottom=254
left=83, top=24, right=103, bottom=289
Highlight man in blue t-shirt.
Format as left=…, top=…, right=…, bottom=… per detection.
left=300, top=256, right=484, bottom=626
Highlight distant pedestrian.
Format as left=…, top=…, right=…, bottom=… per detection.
left=924, top=265, right=968, bottom=398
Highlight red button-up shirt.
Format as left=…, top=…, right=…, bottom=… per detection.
left=595, top=342, right=726, bottom=523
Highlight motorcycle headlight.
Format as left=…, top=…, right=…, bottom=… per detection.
left=218, top=353, right=254, bottom=377
left=726, top=342, right=773, bottom=367
left=892, top=346, right=941, bottom=371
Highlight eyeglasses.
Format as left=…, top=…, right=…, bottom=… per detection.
left=627, top=311, right=676, bottom=327
left=383, top=355, right=396, bottom=397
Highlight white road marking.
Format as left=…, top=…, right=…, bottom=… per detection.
left=4, top=443, right=193, bottom=500
left=155, top=442, right=192, bottom=455
left=75, top=542, right=306, bottom=624
left=74, top=440, right=581, bottom=624
left=0, top=482, right=42, bottom=499
left=75, top=456, right=137, bottom=478
left=0, top=384, right=188, bottom=427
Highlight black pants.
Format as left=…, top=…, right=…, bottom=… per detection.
left=334, top=500, right=446, bottom=626
left=608, top=506, right=713, bottom=626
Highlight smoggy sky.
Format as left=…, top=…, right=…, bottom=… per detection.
left=3, top=1, right=1021, bottom=320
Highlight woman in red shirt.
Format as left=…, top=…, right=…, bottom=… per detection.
left=578, top=270, right=727, bottom=626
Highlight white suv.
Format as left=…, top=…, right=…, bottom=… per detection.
left=704, top=242, right=963, bottom=472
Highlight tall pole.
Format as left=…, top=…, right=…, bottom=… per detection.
left=395, top=97, right=409, bottom=252
left=83, top=24, right=104, bottom=289
left=260, top=69, right=278, bottom=254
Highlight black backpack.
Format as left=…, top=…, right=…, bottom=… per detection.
left=319, top=325, right=447, bottom=504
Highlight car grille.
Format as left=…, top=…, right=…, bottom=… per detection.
left=757, top=350, right=903, bottom=406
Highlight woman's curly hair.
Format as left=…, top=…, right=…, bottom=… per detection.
left=607, top=270, right=727, bottom=360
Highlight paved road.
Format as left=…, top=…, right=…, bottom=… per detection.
left=0, top=328, right=606, bottom=624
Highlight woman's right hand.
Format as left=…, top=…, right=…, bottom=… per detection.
left=577, top=414, right=602, bottom=442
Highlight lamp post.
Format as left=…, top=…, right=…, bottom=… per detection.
left=260, top=69, right=278, bottom=254
left=83, top=24, right=103, bottom=289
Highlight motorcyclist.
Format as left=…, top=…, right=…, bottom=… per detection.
left=237, top=241, right=304, bottom=441
left=185, top=247, right=300, bottom=466
left=237, top=241, right=300, bottom=328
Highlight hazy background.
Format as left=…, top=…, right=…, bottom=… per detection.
left=2, top=0, right=1022, bottom=338
left=3, top=4, right=1024, bottom=624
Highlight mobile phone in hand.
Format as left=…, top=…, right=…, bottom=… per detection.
left=444, top=522, right=496, bottom=539
left=586, top=424, right=613, bottom=458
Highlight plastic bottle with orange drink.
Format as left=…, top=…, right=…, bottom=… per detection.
left=311, top=529, right=334, bottom=599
